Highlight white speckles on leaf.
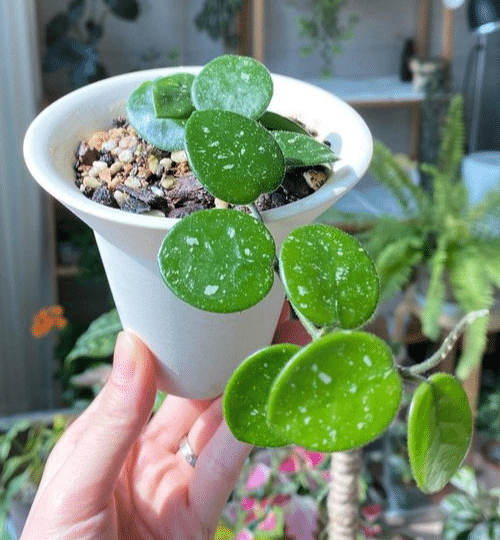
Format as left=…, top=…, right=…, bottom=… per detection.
left=227, top=227, right=235, bottom=238
left=349, top=383, right=358, bottom=394
left=319, top=372, right=332, bottom=385
left=185, top=237, right=199, bottom=246
left=304, top=416, right=311, bottom=425
left=204, top=285, right=219, bottom=296
left=223, top=163, right=235, bottom=170
left=298, top=285, right=308, bottom=296
left=363, top=355, right=372, bottom=367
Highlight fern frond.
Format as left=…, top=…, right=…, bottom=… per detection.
left=357, top=216, right=421, bottom=260
left=421, top=236, right=449, bottom=340
left=456, top=316, right=489, bottom=380
left=438, top=94, right=466, bottom=182
left=448, top=246, right=494, bottom=311
left=370, top=140, right=429, bottom=217
left=474, top=240, right=500, bottom=290
left=468, top=187, right=500, bottom=224
left=375, top=238, right=423, bottom=302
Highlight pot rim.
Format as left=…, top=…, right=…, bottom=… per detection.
left=24, top=65, right=373, bottom=232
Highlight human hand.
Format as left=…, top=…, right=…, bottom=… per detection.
left=21, top=331, right=252, bottom=540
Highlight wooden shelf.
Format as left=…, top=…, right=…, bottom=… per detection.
left=304, top=76, right=425, bottom=108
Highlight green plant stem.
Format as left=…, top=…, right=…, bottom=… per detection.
left=247, top=202, right=263, bottom=222
left=408, top=309, right=489, bottom=376
left=246, top=200, right=324, bottom=341
left=294, top=307, right=324, bottom=341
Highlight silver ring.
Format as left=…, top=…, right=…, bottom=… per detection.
left=179, top=436, right=197, bottom=467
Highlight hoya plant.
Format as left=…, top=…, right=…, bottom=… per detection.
left=126, top=54, right=479, bottom=494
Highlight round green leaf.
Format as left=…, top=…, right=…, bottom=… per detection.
left=127, top=80, right=187, bottom=151
left=259, top=111, right=310, bottom=135
left=408, top=373, right=473, bottom=494
left=272, top=131, right=339, bottom=167
left=185, top=109, right=285, bottom=205
left=223, top=344, right=300, bottom=447
left=279, top=225, right=379, bottom=328
left=191, top=54, right=273, bottom=119
left=267, top=331, right=402, bottom=452
left=152, top=73, right=195, bottom=119
left=158, top=209, right=276, bottom=313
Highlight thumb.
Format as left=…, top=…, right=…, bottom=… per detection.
left=55, top=331, right=157, bottom=501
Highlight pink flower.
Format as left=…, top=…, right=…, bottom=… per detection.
left=360, top=523, right=383, bottom=538
left=245, top=463, right=271, bottom=491
left=234, top=529, right=254, bottom=540
left=295, top=447, right=326, bottom=468
left=257, top=510, right=277, bottom=532
left=361, top=504, right=382, bottom=522
left=241, top=497, right=256, bottom=512
left=283, top=495, right=319, bottom=540
left=279, top=454, right=299, bottom=473
left=271, top=493, right=291, bottom=507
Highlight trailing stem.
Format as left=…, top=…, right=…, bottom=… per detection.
left=407, top=309, right=489, bottom=376
left=327, top=448, right=362, bottom=540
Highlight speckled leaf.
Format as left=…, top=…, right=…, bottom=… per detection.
left=152, top=73, right=195, bottom=119
left=127, top=80, right=186, bottom=151
left=272, top=131, right=339, bottom=167
left=259, top=111, right=310, bottom=135
left=279, top=225, right=379, bottom=328
left=223, top=344, right=300, bottom=447
left=185, top=109, right=285, bottom=205
left=66, top=309, right=122, bottom=362
left=408, top=373, right=473, bottom=494
left=158, top=209, right=276, bottom=313
left=191, top=54, right=273, bottom=119
left=267, top=331, right=401, bottom=452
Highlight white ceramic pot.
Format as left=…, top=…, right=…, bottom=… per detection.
left=24, top=66, right=372, bottom=399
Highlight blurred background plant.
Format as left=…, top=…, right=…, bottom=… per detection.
left=440, top=467, right=500, bottom=540
left=0, top=415, right=72, bottom=539
left=43, top=0, right=142, bottom=89
left=288, top=0, right=358, bottom=78
left=194, top=0, right=245, bottom=52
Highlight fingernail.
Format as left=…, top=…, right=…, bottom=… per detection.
left=112, top=331, right=137, bottom=386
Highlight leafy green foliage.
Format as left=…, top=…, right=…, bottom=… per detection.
left=346, top=94, right=500, bottom=379
left=43, top=0, right=141, bottom=89
left=408, top=373, right=472, bottom=493
left=279, top=224, right=379, bottom=328
left=185, top=110, right=285, bottom=205
left=191, top=55, right=273, bottom=119
left=194, top=0, right=244, bottom=48
left=267, top=331, right=402, bottom=452
left=0, top=416, right=72, bottom=537
left=271, top=131, right=338, bottom=168
left=258, top=111, right=310, bottom=135
left=290, top=0, right=359, bottom=77
left=124, top=56, right=476, bottom=496
left=158, top=209, right=276, bottom=313
left=223, top=344, right=299, bottom=447
left=441, top=467, right=500, bottom=539
left=127, top=81, right=187, bottom=151
left=66, top=309, right=122, bottom=362
left=152, top=73, right=195, bottom=119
